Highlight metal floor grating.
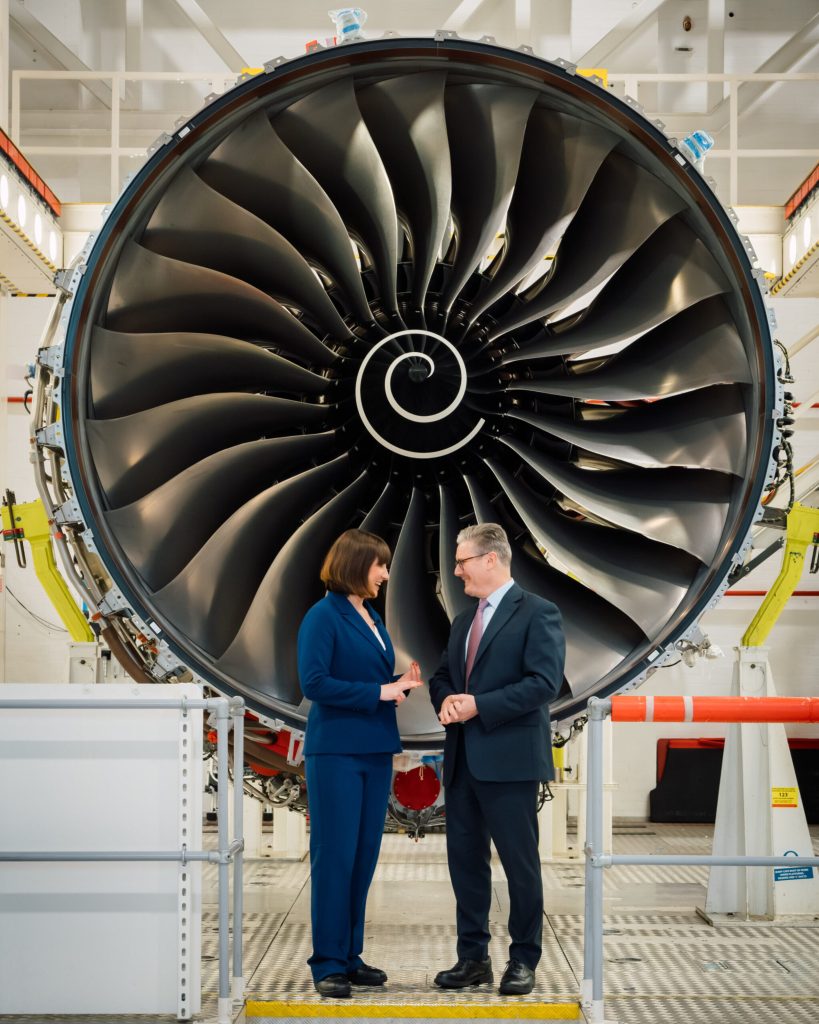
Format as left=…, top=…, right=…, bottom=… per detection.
left=1, top=824, right=817, bottom=1023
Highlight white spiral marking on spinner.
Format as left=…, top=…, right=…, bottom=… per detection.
left=355, top=329, right=485, bottom=459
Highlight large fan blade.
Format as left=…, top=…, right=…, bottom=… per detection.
left=386, top=488, right=450, bottom=739
left=440, top=83, right=537, bottom=314
left=142, top=167, right=352, bottom=341
left=274, top=78, right=400, bottom=314
left=199, top=109, right=373, bottom=324
left=106, top=242, right=335, bottom=366
left=499, top=436, right=733, bottom=564
left=438, top=484, right=474, bottom=620
left=154, top=455, right=349, bottom=658
left=486, top=458, right=699, bottom=637
left=502, top=219, right=730, bottom=360
left=360, top=480, right=398, bottom=537
left=487, top=151, right=687, bottom=338
left=105, top=433, right=336, bottom=590
left=463, top=473, right=497, bottom=524
left=506, top=298, right=751, bottom=402
left=90, top=327, right=329, bottom=419
left=507, top=384, right=748, bottom=474
left=469, top=110, right=617, bottom=323
left=462, top=475, right=645, bottom=696
left=357, top=72, right=451, bottom=311
left=87, top=393, right=328, bottom=508
left=509, top=537, right=645, bottom=697
left=216, top=471, right=372, bottom=704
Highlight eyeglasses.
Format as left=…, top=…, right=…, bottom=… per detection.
left=454, top=553, right=486, bottom=569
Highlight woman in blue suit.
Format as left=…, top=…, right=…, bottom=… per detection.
left=297, top=528, right=422, bottom=998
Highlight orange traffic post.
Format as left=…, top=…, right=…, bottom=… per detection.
left=611, top=694, right=819, bottom=724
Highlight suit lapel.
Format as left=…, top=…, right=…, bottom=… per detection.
left=331, top=593, right=393, bottom=666
left=451, top=609, right=474, bottom=689
left=471, top=585, right=522, bottom=675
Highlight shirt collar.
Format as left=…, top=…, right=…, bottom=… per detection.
left=485, top=578, right=515, bottom=610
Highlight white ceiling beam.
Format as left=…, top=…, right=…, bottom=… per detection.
left=169, top=0, right=246, bottom=72
left=443, top=0, right=490, bottom=32
left=576, top=0, right=669, bottom=67
left=737, top=11, right=819, bottom=121
left=515, top=0, right=531, bottom=40
left=658, top=12, right=819, bottom=133
left=10, top=2, right=112, bottom=108
left=705, top=0, right=726, bottom=110
left=124, top=0, right=143, bottom=108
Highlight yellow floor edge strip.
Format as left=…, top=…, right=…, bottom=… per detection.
left=246, top=1000, right=580, bottom=1019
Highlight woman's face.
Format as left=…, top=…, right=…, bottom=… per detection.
left=366, top=557, right=390, bottom=599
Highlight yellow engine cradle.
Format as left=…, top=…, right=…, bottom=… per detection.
left=1, top=498, right=94, bottom=642
left=742, top=501, right=819, bottom=647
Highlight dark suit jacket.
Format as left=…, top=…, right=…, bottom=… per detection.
left=429, top=583, right=565, bottom=784
left=297, top=590, right=402, bottom=757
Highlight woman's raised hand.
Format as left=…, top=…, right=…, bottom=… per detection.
left=380, top=661, right=423, bottom=703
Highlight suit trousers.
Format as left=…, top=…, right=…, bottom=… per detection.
left=305, top=751, right=393, bottom=981
left=445, top=733, right=543, bottom=969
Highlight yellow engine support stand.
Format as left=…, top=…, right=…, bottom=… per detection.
left=1, top=498, right=95, bottom=642
left=742, top=501, right=819, bottom=646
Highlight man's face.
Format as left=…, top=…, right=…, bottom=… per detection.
left=454, top=543, right=495, bottom=598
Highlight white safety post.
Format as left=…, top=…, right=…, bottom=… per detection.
left=270, top=805, right=308, bottom=860
left=703, top=647, right=819, bottom=921
left=228, top=783, right=263, bottom=859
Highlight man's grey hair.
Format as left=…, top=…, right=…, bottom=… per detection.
left=456, top=523, right=512, bottom=567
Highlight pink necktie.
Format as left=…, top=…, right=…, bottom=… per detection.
left=464, top=598, right=489, bottom=689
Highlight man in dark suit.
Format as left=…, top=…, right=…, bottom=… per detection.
left=429, top=523, right=565, bottom=996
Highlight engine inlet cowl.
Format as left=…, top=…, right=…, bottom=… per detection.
left=38, top=37, right=779, bottom=746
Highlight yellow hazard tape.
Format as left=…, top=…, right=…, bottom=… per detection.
left=246, top=1002, right=579, bottom=1019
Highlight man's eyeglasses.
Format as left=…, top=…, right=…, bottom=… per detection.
left=455, top=553, right=486, bottom=569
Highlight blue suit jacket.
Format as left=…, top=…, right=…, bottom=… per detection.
left=297, top=590, right=402, bottom=757
left=429, top=583, right=565, bottom=784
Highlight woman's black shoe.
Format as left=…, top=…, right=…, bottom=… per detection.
left=314, top=973, right=352, bottom=998
left=347, top=963, right=388, bottom=985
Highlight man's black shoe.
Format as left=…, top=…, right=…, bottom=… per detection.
left=434, top=957, right=493, bottom=988
left=347, top=963, right=387, bottom=986
left=314, top=973, right=352, bottom=998
left=499, top=959, right=535, bottom=995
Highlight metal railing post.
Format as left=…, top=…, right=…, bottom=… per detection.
left=583, top=697, right=610, bottom=1023
left=231, top=698, right=245, bottom=1005
left=215, top=700, right=231, bottom=1024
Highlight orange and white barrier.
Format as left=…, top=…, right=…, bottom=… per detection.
left=611, top=694, right=819, bottom=724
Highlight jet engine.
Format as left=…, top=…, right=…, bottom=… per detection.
left=33, top=36, right=781, bottom=748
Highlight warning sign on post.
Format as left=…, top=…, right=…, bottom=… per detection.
left=771, top=787, right=799, bottom=807
left=774, top=850, right=815, bottom=882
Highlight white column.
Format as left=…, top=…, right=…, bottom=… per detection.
left=0, top=0, right=9, bottom=133
left=270, top=805, right=307, bottom=860
left=704, top=648, right=819, bottom=920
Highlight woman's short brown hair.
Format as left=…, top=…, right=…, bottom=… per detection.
left=320, top=529, right=391, bottom=597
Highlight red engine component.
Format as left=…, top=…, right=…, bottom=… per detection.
left=393, top=766, right=441, bottom=811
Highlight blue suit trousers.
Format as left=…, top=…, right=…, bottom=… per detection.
left=305, top=752, right=393, bottom=981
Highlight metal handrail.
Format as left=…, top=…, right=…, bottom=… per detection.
left=581, top=695, right=819, bottom=1024
left=0, top=694, right=245, bottom=1024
